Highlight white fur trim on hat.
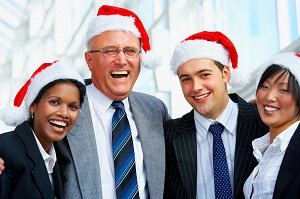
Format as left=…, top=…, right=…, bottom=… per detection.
left=170, top=40, right=230, bottom=74
left=86, top=15, right=141, bottom=47
left=256, top=52, right=300, bottom=88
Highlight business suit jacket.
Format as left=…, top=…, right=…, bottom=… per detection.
left=272, top=123, right=300, bottom=199
left=0, top=121, right=64, bottom=199
left=55, top=91, right=171, bottom=199
left=164, top=93, right=269, bottom=199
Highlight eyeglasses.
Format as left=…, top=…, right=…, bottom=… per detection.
left=88, top=46, right=141, bottom=58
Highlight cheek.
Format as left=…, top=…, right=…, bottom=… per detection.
left=256, top=91, right=265, bottom=104
left=70, top=111, right=79, bottom=123
left=180, top=84, right=190, bottom=95
left=281, top=98, right=297, bottom=111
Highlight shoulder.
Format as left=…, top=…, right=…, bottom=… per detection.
left=164, top=110, right=194, bottom=136
left=229, top=93, right=260, bottom=117
left=130, top=91, right=164, bottom=103
left=130, top=91, right=168, bottom=110
left=0, top=123, right=30, bottom=156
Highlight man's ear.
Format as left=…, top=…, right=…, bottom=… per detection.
left=223, top=65, right=230, bottom=83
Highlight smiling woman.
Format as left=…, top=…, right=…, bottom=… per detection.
left=0, top=61, right=86, bottom=199
left=243, top=52, right=300, bottom=199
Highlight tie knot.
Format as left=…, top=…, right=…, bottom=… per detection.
left=209, top=122, right=225, bottom=136
left=111, top=101, right=124, bottom=109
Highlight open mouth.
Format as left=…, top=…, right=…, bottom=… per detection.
left=194, top=93, right=209, bottom=100
left=49, top=120, right=68, bottom=131
left=111, top=70, right=129, bottom=78
left=264, top=105, right=279, bottom=112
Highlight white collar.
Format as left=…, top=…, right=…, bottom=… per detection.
left=87, top=83, right=130, bottom=113
left=194, top=97, right=238, bottom=139
left=252, top=121, right=300, bottom=161
left=32, top=130, right=57, bottom=174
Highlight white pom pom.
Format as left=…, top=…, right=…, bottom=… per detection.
left=229, top=66, right=250, bottom=89
left=1, top=107, right=29, bottom=126
left=141, top=51, right=162, bottom=69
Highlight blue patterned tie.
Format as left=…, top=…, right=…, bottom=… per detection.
left=111, top=101, right=139, bottom=199
left=209, top=122, right=233, bottom=199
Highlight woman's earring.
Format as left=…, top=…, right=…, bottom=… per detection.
left=30, top=112, right=34, bottom=119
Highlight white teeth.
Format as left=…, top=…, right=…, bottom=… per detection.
left=264, top=106, right=278, bottom=112
left=194, top=94, right=209, bottom=100
left=111, top=70, right=128, bottom=75
left=50, top=120, right=67, bottom=127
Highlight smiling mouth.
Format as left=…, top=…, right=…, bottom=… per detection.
left=111, top=70, right=129, bottom=78
left=264, top=105, right=279, bottom=112
left=49, top=120, right=68, bottom=130
left=194, top=93, right=209, bottom=100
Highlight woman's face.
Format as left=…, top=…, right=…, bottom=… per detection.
left=30, top=82, right=81, bottom=151
left=256, top=72, right=299, bottom=135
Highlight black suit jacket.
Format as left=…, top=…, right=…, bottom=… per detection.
left=0, top=121, right=64, bottom=199
left=164, top=93, right=269, bottom=199
left=272, top=124, right=300, bottom=199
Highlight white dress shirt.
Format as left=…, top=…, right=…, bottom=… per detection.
left=195, top=98, right=238, bottom=199
left=87, top=84, right=147, bottom=199
left=243, top=121, right=299, bottom=199
left=32, top=130, right=57, bottom=188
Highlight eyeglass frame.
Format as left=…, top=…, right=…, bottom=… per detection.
left=87, top=46, right=142, bottom=58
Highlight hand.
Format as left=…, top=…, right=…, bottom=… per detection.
left=0, top=158, right=5, bottom=174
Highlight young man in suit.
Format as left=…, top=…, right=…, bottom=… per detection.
left=164, top=31, right=268, bottom=199
left=0, top=5, right=170, bottom=199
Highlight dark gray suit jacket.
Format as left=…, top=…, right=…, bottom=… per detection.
left=164, top=93, right=269, bottom=199
left=56, top=91, right=171, bottom=199
left=0, top=121, right=64, bottom=199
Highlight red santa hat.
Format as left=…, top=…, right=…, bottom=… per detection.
left=170, top=31, right=249, bottom=88
left=1, top=61, right=85, bottom=126
left=256, top=52, right=300, bottom=87
left=86, top=5, right=160, bottom=69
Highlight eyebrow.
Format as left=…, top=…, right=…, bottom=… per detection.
left=178, top=69, right=212, bottom=79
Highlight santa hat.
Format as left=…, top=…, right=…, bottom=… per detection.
left=1, top=61, right=85, bottom=126
left=256, top=52, right=300, bottom=87
left=86, top=5, right=160, bottom=69
left=170, top=31, right=249, bottom=88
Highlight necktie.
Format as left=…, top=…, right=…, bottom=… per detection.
left=209, top=122, right=233, bottom=199
left=111, top=101, right=139, bottom=199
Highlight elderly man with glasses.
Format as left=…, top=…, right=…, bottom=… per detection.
left=0, top=4, right=170, bottom=199
left=56, top=5, right=170, bottom=199
left=56, top=5, right=171, bottom=199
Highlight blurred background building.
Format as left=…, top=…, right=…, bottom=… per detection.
left=1, top=0, right=300, bottom=132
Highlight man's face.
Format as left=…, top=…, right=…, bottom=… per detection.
left=85, top=30, right=141, bottom=101
left=177, top=58, right=230, bottom=120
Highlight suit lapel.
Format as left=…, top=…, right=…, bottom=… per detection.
left=53, top=163, right=64, bottom=199
left=129, top=94, right=165, bottom=198
left=273, top=125, right=300, bottom=199
left=67, top=96, right=102, bottom=198
left=231, top=94, right=268, bottom=199
left=173, top=111, right=197, bottom=199
left=16, top=122, right=55, bottom=199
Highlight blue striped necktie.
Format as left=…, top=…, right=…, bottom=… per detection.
left=111, top=101, right=139, bottom=199
left=209, top=122, right=233, bottom=199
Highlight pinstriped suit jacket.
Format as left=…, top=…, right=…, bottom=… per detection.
left=164, top=93, right=268, bottom=199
